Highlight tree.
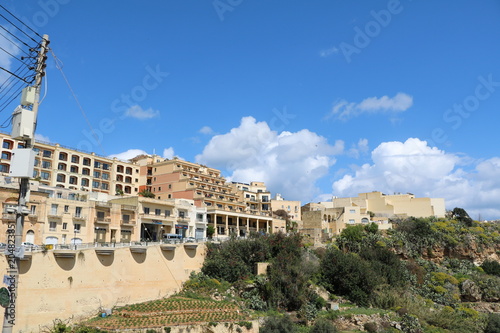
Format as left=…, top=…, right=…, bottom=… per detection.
left=138, top=190, right=155, bottom=198
left=206, top=225, right=215, bottom=239
left=259, top=315, right=297, bottom=333
left=450, top=207, right=474, bottom=227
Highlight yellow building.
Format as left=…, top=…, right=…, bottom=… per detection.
left=330, top=191, right=446, bottom=219
left=0, top=131, right=140, bottom=196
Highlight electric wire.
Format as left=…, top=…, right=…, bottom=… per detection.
left=0, top=31, right=30, bottom=56
left=0, top=24, right=32, bottom=48
left=0, top=66, right=29, bottom=83
left=50, top=49, right=106, bottom=155
left=0, top=45, right=26, bottom=63
left=0, top=4, right=43, bottom=39
left=0, top=13, right=38, bottom=44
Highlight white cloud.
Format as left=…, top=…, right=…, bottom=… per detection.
left=196, top=116, right=343, bottom=202
left=163, top=147, right=175, bottom=159
left=0, top=30, right=20, bottom=82
left=328, top=93, right=413, bottom=121
left=199, top=126, right=214, bottom=135
left=347, top=138, right=369, bottom=158
left=108, top=149, right=147, bottom=161
left=34, top=133, right=51, bottom=143
left=332, top=138, right=500, bottom=220
left=124, top=105, right=160, bottom=120
left=320, top=46, right=339, bottom=57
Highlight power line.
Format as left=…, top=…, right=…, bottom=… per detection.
left=0, top=24, right=32, bottom=48
left=0, top=45, right=25, bottom=64
left=0, top=13, right=38, bottom=44
left=0, top=66, right=29, bottom=83
left=0, top=31, right=30, bottom=56
left=0, top=4, right=42, bottom=39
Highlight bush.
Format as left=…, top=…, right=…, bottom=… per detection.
left=259, top=315, right=297, bottom=333
left=481, top=260, right=500, bottom=277
left=485, top=313, right=500, bottom=333
left=310, top=318, right=338, bottom=333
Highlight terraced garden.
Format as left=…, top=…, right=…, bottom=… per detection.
left=82, top=297, right=251, bottom=330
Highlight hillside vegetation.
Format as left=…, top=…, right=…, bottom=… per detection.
left=57, top=208, right=500, bottom=333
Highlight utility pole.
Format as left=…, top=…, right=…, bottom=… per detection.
left=2, top=34, right=49, bottom=333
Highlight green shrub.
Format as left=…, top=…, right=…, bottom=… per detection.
left=259, top=315, right=297, bottom=333
left=310, top=318, right=338, bottom=333
left=481, top=260, right=500, bottom=277
left=485, top=313, right=500, bottom=333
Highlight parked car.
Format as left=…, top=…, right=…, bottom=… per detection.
left=21, top=242, right=39, bottom=250
left=184, top=237, right=196, bottom=243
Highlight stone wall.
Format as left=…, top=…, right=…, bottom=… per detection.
left=0, top=243, right=206, bottom=332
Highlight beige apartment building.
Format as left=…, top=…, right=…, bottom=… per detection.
left=329, top=191, right=446, bottom=219
left=271, top=193, right=301, bottom=221
left=0, top=132, right=140, bottom=196
left=134, top=157, right=275, bottom=238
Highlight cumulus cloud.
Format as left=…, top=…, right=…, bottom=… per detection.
left=109, top=149, right=147, bottom=161
left=347, top=138, right=369, bottom=159
left=332, top=138, right=500, bottom=220
left=124, top=105, right=160, bottom=120
left=327, top=93, right=413, bottom=121
left=163, top=147, right=175, bottom=159
left=196, top=116, right=344, bottom=202
left=35, top=133, right=51, bottom=143
left=199, top=126, right=214, bottom=135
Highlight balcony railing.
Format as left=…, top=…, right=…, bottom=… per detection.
left=121, top=219, right=136, bottom=225
left=47, top=213, right=63, bottom=219
left=94, top=217, right=111, bottom=224
left=73, top=214, right=86, bottom=221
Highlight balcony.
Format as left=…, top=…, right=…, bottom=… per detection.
left=96, top=201, right=112, bottom=208
left=121, top=204, right=136, bottom=211
left=73, top=214, right=86, bottom=221
left=27, top=213, right=38, bottom=221
left=177, top=217, right=190, bottom=223
left=94, top=217, right=111, bottom=224
left=121, top=219, right=136, bottom=225
left=2, top=213, right=15, bottom=222
left=47, top=212, right=63, bottom=219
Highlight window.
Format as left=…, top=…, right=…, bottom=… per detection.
left=56, top=192, right=62, bottom=199
left=125, top=176, right=131, bottom=183
left=168, top=184, right=172, bottom=189
left=168, top=194, right=171, bottom=198
left=49, top=222, right=57, bottom=231
left=350, top=209, right=356, bottom=214
left=92, top=181, right=99, bottom=188
left=59, top=152, right=67, bottom=161
left=56, top=174, right=66, bottom=182
left=62, top=223, right=68, bottom=230
left=158, top=186, right=161, bottom=191
left=82, top=168, right=90, bottom=175
left=74, top=223, right=81, bottom=232
left=165, top=210, right=170, bottom=217
left=81, top=178, right=89, bottom=186
left=101, top=183, right=108, bottom=190
left=68, top=193, right=76, bottom=200
left=41, top=171, right=50, bottom=180
left=43, top=150, right=52, bottom=158
left=42, top=161, right=51, bottom=168
left=101, top=173, right=109, bottom=180
left=75, top=207, right=82, bottom=217
left=102, top=163, right=109, bottom=170
left=93, top=171, right=100, bottom=178
left=348, top=219, right=355, bottom=224
left=122, top=214, right=130, bottom=222
left=70, top=166, right=78, bottom=173
left=197, top=214, right=203, bottom=221
left=155, top=209, right=161, bottom=216
left=69, top=176, right=77, bottom=185
left=71, top=155, right=79, bottom=163
left=94, top=161, right=101, bottom=168
left=1, top=152, right=10, bottom=160
left=125, top=167, right=132, bottom=175
left=83, top=158, right=91, bottom=166
left=117, top=165, right=124, bottom=173
left=34, top=158, right=39, bottom=166
left=64, top=205, right=69, bottom=213
left=143, top=207, right=150, bottom=214
left=179, top=211, right=185, bottom=218
left=97, top=211, right=105, bottom=220
left=50, top=204, right=58, bottom=215
left=0, top=164, right=9, bottom=173
left=30, top=205, right=36, bottom=214
left=2, top=141, right=12, bottom=149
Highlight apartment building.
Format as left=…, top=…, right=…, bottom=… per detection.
left=329, top=191, right=446, bottom=219
left=271, top=193, right=301, bottom=221
left=134, top=156, right=274, bottom=238
left=0, top=132, right=141, bottom=196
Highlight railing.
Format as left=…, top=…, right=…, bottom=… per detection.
left=94, top=217, right=111, bottom=223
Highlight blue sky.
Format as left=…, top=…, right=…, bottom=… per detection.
left=1, top=1, right=500, bottom=219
